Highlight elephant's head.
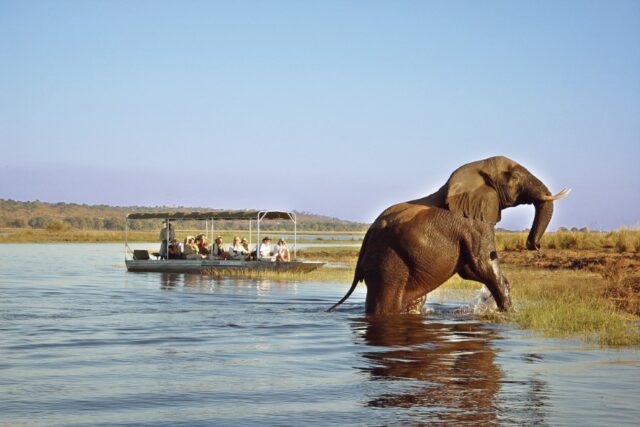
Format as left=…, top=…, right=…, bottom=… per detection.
left=436, top=156, right=570, bottom=250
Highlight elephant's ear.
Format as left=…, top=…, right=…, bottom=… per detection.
left=444, top=170, right=501, bottom=224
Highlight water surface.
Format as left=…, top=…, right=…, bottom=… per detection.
left=1, top=244, right=638, bottom=426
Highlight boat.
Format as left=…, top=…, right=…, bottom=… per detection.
left=124, top=210, right=325, bottom=274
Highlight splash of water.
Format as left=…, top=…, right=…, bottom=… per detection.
left=472, top=286, right=498, bottom=315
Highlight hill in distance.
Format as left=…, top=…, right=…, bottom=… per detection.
left=0, top=199, right=369, bottom=232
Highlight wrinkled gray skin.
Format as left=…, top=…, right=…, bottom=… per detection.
left=329, top=156, right=566, bottom=315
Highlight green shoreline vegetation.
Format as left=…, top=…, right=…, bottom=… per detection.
left=1, top=226, right=638, bottom=252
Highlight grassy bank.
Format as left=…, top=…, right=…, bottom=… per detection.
left=502, top=268, right=639, bottom=346
left=2, top=226, right=637, bottom=250
left=497, top=228, right=640, bottom=252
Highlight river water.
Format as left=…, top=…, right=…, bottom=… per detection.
left=1, top=244, right=639, bottom=426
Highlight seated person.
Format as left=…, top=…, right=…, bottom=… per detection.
left=183, top=236, right=202, bottom=260
left=168, top=238, right=182, bottom=259
left=240, top=238, right=253, bottom=260
left=228, top=236, right=247, bottom=259
left=258, top=236, right=273, bottom=260
left=210, top=236, right=230, bottom=260
left=195, top=234, right=210, bottom=256
left=275, top=238, right=290, bottom=262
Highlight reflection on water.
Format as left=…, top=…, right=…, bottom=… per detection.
left=1, top=244, right=639, bottom=426
left=349, top=315, right=550, bottom=425
left=354, top=316, right=503, bottom=424
left=158, top=272, right=297, bottom=296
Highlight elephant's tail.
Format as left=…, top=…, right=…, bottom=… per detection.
left=326, top=273, right=362, bottom=312
left=326, top=230, right=369, bottom=312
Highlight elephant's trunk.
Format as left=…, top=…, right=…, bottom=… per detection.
left=524, top=177, right=555, bottom=250
left=527, top=200, right=553, bottom=250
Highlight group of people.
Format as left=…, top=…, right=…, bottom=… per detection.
left=257, top=236, right=290, bottom=262
left=160, top=222, right=290, bottom=262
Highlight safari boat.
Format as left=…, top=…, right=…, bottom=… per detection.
left=124, top=210, right=325, bottom=274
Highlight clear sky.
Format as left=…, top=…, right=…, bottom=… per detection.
left=1, top=0, right=638, bottom=229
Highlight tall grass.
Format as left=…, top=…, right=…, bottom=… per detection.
left=497, top=228, right=640, bottom=253
left=505, top=268, right=640, bottom=346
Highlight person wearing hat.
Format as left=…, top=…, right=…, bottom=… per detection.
left=228, top=236, right=246, bottom=259
left=168, top=238, right=182, bottom=259
left=195, top=234, right=210, bottom=256
left=275, top=238, right=290, bottom=262
left=159, top=220, right=175, bottom=260
left=240, top=238, right=250, bottom=254
left=258, top=236, right=273, bottom=259
left=183, top=236, right=202, bottom=260
left=210, top=236, right=230, bottom=260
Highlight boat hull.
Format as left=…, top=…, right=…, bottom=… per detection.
left=125, top=259, right=324, bottom=274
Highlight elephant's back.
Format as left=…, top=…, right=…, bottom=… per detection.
left=373, top=202, right=434, bottom=230
left=365, top=203, right=455, bottom=261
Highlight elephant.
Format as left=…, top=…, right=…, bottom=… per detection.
left=328, top=156, right=569, bottom=315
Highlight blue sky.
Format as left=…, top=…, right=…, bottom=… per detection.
left=1, top=0, right=638, bottom=229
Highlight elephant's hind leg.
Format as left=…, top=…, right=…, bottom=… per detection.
left=364, top=249, right=411, bottom=315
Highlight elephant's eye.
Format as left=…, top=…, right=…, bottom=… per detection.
left=511, top=171, right=524, bottom=184
left=490, top=251, right=498, bottom=261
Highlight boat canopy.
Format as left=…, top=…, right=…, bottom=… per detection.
left=126, top=210, right=293, bottom=221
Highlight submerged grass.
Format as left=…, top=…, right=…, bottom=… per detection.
left=202, top=247, right=358, bottom=282
left=205, top=264, right=356, bottom=283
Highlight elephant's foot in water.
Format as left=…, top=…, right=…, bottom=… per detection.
left=402, top=294, right=427, bottom=314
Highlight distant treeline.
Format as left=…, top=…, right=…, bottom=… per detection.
left=0, top=199, right=369, bottom=232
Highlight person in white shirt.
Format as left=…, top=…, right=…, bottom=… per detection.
left=258, top=237, right=273, bottom=259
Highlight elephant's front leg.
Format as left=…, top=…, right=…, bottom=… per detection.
left=489, top=254, right=511, bottom=309
left=460, top=250, right=512, bottom=311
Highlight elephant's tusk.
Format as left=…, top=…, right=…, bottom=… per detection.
left=540, top=188, right=571, bottom=201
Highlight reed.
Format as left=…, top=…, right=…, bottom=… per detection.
left=504, top=267, right=640, bottom=346
left=496, top=228, right=640, bottom=252
left=204, top=264, right=357, bottom=283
